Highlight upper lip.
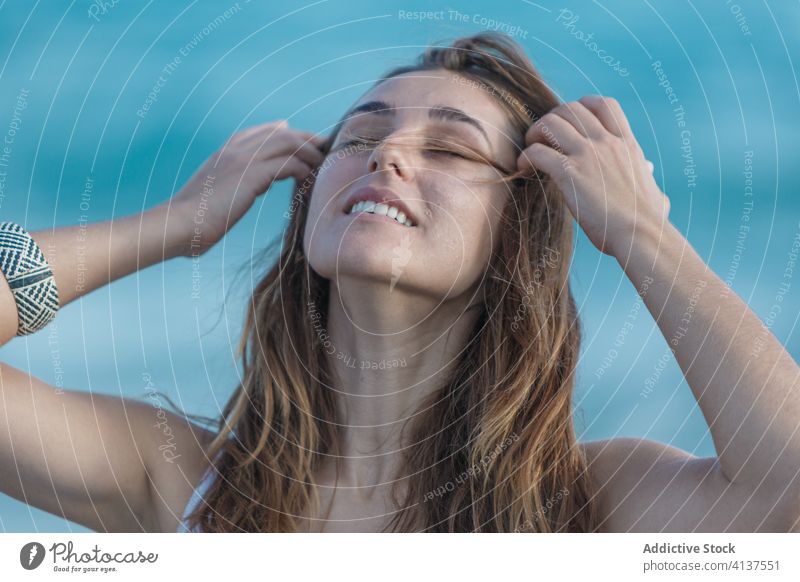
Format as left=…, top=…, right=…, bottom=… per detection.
left=342, top=186, right=418, bottom=225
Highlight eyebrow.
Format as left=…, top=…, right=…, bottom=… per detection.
left=343, top=100, right=492, bottom=150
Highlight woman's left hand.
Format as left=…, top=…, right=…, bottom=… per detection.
left=517, top=95, right=670, bottom=257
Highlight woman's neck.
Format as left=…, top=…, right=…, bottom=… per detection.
left=319, top=277, right=481, bottom=487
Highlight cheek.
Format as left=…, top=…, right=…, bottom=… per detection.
left=455, top=206, right=499, bottom=270
left=303, top=155, right=367, bottom=276
left=304, top=156, right=361, bottom=234
left=417, top=211, right=498, bottom=298
left=429, top=179, right=507, bottom=255
left=311, top=154, right=365, bottom=203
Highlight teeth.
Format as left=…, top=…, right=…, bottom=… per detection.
left=348, top=200, right=414, bottom=227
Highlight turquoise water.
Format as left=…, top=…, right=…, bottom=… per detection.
left=0, top=1, right=797, bottom=532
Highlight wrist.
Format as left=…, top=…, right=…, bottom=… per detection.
left=145, top=202, right=194, bottom=260
left=154, top=199, right=224, bottom=258
left=611, top=217, right=682, bottom=269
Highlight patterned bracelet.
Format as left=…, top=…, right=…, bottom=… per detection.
left=0, top=222, right=60, bottom=335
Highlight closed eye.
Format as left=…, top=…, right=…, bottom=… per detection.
left=424, top=144, right=469, bottom=159
left=333, top=135, right=506, bottom=172
left=422, top=139, right=483, bottom=162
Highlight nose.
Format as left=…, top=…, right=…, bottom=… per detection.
left=367, top=138, right=412, bottom=180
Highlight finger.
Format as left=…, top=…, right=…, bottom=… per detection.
left=258, top=125, right=327, bottom=148
left=551, top=101, right=607, bottom=139
left=258, top=156, right=313, bottom=190
left=578, top=96, right=631, bottom=138
left=516, top=142, right=567, bottom=177
left=284, top=136, right=326, bottom=168
left=646, top=160, right=654, bottom=173
left=292, top=130, right=328, bottom=148
left=230, top=120, right=288, bottom=145
left=253, top=132, right=326, bottom=168
left=525, top=112, right=586, bottom=154
left=240, top=123, right=324, bottom=150
left=292, top=131, right=331, bottom=156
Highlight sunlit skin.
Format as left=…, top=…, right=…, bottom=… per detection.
left=302, top=70, right=520, bottom=468
left=296, top=72, right=527, bottom=525
left=0, top=69, right=798, bottom=532
left=304, top=71, right=519, bottom=298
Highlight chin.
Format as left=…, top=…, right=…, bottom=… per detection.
left=308, top=225, right=410, bottom=267
left=331, top=249, right=410, bottom=285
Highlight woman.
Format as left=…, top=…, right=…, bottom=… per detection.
left=0, top=33, right=798, bottom=533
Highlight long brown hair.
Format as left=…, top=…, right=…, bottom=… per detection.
left=185, top=32, right=600, bottom=532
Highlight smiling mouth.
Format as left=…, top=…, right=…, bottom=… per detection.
left=346, top=200, right=415, bottom=227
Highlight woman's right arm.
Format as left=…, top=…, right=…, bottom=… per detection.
left=0, top=205, right=211, bottom=532
left=0, top=203, right=184, bottom=345
left=0, top=121, right=324, bottom=531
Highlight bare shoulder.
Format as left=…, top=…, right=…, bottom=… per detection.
left=0, top=358, right=217, bottom=532
left=579, top=437, right=695, bottom=484
left=578, top=437, right=791, bottom=532
left=128, top=400, right=217, bottom=532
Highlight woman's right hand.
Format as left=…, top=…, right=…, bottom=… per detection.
left=164, top=120, right=326, bottom=257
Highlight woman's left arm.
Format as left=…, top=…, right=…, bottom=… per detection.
left=610, top=198, right=800, bottom=492
left=518, top=95, right=800, bottom=527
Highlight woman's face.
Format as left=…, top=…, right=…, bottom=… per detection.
left=303, top=69, right=521, bottom=300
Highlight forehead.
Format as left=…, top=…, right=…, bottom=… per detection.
left=352, top=70, right=516, bottom=137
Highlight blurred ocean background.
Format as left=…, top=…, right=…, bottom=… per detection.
left=0, top=0, right=797, bottom=532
